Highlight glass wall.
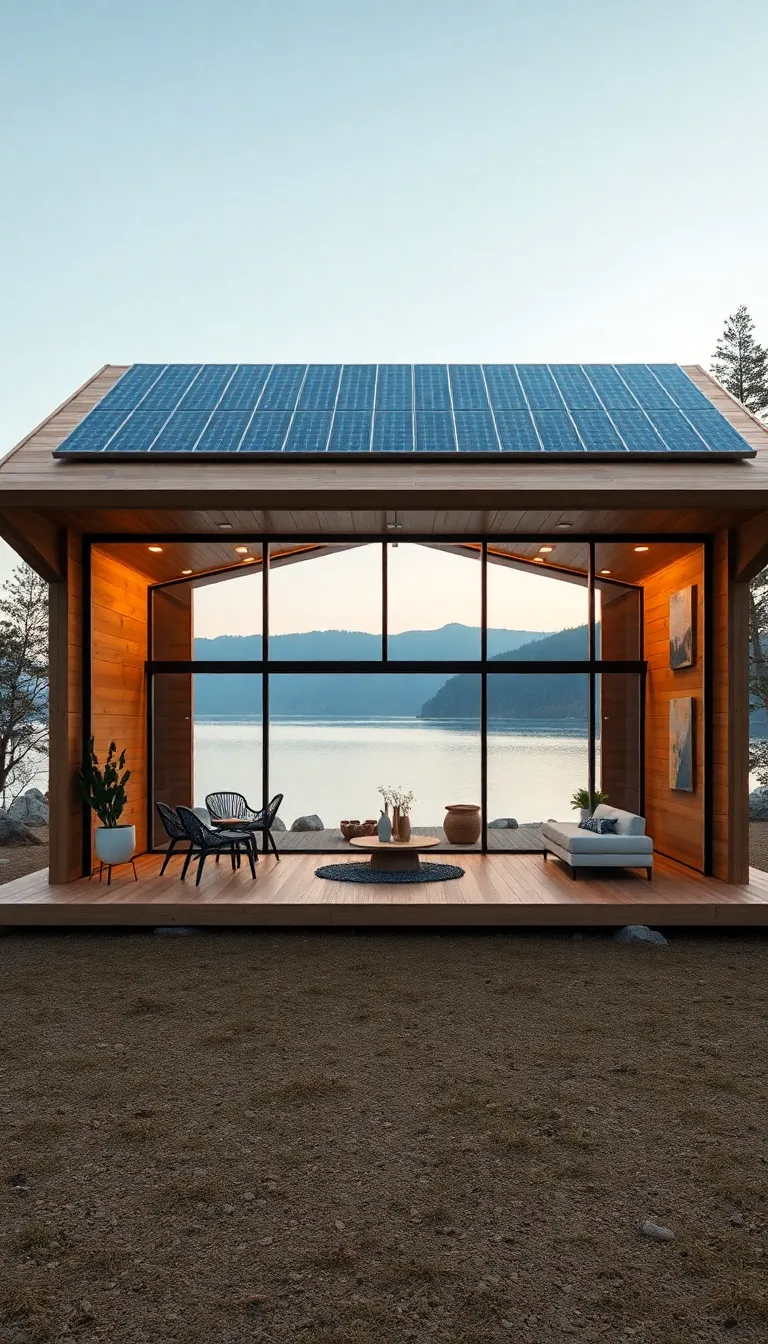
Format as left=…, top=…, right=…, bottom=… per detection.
left=143, top=538, right=666, bottom=854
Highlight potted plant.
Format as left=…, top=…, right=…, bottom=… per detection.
left=79, top=739, right=134, bottom=868
left=570, top=788, right=608, bottom=823
left=392, top=788, right=415, bottom=843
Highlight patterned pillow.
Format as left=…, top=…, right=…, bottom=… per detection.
left=578, top=816, right=618, bottom=834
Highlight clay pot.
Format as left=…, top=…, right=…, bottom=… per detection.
left=443, top=804, right=481, bottom=845
left=398, top=814, right=411, bottom=842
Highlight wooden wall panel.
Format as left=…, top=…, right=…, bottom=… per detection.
left=712, top=531, right=750, bottom=883
left=48, top=531, right=83, bottom=882
left=90, top=548, right=149, bottom=860
left=642, top=548, right=705, bottom=871
left=599, top=587, right=642, bottom=814
left=151, top=587, right=193, bottom=845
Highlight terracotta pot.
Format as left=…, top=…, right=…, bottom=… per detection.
left=398, top=814, right=411, bottom=842
left=443, top=804, right=481, bottom=845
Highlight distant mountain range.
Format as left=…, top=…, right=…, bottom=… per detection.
left=192, top=624, right=547, bottom=718
left=420, top=627, right=590, bottom=720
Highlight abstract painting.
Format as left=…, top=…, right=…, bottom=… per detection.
left=669, top=697, right=694, bottom=791
left=669, top=585, right=695, bottom=669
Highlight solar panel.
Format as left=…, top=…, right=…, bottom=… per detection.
left=372, top=410, right=413, bottom=452
left=516, top=365, right=564, bottom=411
left=376, top=365, right=412, bottom=410
left=53, top=363, right=756, bottom=459
left=415, top=411, right=456, bottom=452
left=449, top=365, right=490, bottom=410
left=483, top=366, right=527, bottom=411
left=414, top=365, right=451, bottom=410
left=328, top=410, right=372, bottom=452
left=454, top=410, right=499, bottom=452
left=336, top=365, right=376, bottom=410
left=533, top=411, right=584, bottom=453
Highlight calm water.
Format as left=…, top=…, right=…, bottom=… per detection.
left=193, top=717, right=592, bottom=827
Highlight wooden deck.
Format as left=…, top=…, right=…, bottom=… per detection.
left=274, top=826, right=544, bottom=852
left=1, top=852, right=767, bottom=928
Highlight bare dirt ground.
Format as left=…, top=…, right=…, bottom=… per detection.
left=0, top=928, right=766, bottom=1344
left=750, top=821, right=768, bottom=873
left=0, top=826, right=48, bottom=886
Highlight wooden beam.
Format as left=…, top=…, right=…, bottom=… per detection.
left=735, top=510, right=768, bottom=582
left=0, top=509, right=64, bottom=582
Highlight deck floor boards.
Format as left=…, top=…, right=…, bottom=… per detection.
left=1, top=852, right=767, bottom=927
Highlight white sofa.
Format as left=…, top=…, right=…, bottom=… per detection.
left=542, top=804, right=653, bottom=880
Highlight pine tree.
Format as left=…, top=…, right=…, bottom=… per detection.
left=711, top=305, right=768, bottom=419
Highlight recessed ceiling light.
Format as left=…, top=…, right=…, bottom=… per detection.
left=181, top=569, right=192, bottom=575
left=234, top=545, right=249, bottom=554
left=217, top=521, right=233, bottom=530
left=556, top=520, right=573, bottom=529
left=242, top=556, right=255, bottom=563
left=148, top=545, right=163, bottom=553
left=533, top=556, right=545, bottom=563
left=634, top=545, right=649, bottom=553
left=539, top=545, right=553, bottom=553
left=600, top=569, right=611, bottom=575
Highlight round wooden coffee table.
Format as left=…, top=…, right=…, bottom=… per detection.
left=348, top=835, right=440, bottom=872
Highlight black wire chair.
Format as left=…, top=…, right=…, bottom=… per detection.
left=155, top=802, right=193, bottom=875
left=176, top=805, right=257, bottom=887
left=205, top=791, right=284, bottom=860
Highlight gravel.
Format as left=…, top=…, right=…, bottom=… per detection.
left=0, top=928, right=766, bottom=1342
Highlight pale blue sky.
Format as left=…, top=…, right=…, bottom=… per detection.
left=2, top=0, right=767, bottom=593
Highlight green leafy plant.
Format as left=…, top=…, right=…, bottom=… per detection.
left=570, top=787, right=608, bottom=813
left=78, top=739, right=131, bottom=827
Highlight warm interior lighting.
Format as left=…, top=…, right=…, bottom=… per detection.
left=634, top=545, right=649, bottom=552
left=148, top=545, right=163, bottom=553
left=181, top=569, right=192, bottom=575
left=217, top=521, right=233, bottom=529
left=234, top=545, right=249, bottom=554
left=539, top=545, right=553, bottom=553
left=533, top=556, right=545, bottom=563
left=241, top=556, right=255, bottom=563
left=600, top=569, right=611, bottom=575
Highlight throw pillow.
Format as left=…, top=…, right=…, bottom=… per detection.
left=578, top=816, right=618, bottom=835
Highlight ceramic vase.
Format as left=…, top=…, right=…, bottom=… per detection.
left=443, top=804, right=481, bottom=845
left=392, top=806, right=400, bottom=840
left=377, top=810, right=392, bottom=843
left=399, top=813, right=411, bottom=842
left=94, top=824, right=135, bottom=866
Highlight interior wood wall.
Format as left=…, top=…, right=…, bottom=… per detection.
left=642, top=548, right=705, bottom=871
left=600, top=586, right=642, bottom=815
left=90, top=548, right=149, bottom=861
left=151, top=586, right=193, bottom=845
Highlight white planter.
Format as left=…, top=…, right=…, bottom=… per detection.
left=95, top=825, right=136, bottom=866
left=579, top=809, right=590, bottom=823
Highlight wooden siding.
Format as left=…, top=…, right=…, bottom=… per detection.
left=712, top=530, right=750, bottom=883
left=48, top=531, right=84, bottom=882
left=151, top=586, right=193, bottom=845
left=600, top=586, right=642, bottom=814
left=642, top=547, right=706, bottom=871
left=90, top=548, right=149, bottom=861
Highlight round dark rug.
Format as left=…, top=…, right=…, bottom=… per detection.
left=315, top=861, right=465, bottom=884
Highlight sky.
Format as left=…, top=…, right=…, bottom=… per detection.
left=2, top=0, right=767, bottom=623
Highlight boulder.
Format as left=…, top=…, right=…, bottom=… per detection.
left=271, top=817, right=287, bottom=832
left=0, top=810, right=44, bottom=847
left=613, top=925, right=668, bottom=947
left=749, top=786, right=768, bottom=822
left=8, top=788, right=49, bottom=827
left=489, top=818, right=519, bottom=829
left=290, top=814, right=324, bottom=832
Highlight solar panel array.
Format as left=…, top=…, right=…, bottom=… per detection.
left=54, top=364, right=755, bottom=459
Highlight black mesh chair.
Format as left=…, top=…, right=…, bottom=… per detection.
left=176, top=805, right=257, bottom=887
left=155, top=802, right=192, bottom=875
left=205, top=791, right=284, bottom=860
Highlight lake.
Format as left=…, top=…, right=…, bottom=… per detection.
left=194, top=717, right=593, bottom=828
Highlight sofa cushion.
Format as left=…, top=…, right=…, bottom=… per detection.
left=579, top=816, right=618, bottom=835
left=593, top=803, right=646, bottom=837
left=542, top=821, right=653, bottom=855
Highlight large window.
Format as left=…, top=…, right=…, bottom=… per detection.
left=140, top=538, right=659, bottom=853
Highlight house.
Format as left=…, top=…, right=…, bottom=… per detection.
left=1, top=361, right=767, bottom=925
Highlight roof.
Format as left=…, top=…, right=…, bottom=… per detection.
left=52, top=362, right=754, bottom=462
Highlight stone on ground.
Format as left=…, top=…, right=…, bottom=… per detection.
left=291, top=814, right=324, bottom=831
left=749, top=786, right=768, bottom=821
left=0, top=810, right=44, bottom=847
left=489, top=818, right=519, bottom=829
left=271, top=816, right=287, bottom=831
left=7, top=788, right=49, bottom=827
left=640, top=1220, right=675, bottom=1241
left=614, top=925, right=668, bottom=946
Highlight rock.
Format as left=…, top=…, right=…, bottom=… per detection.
left=221, top=1204, right=235, bottom=1215
left=489, top=818, right=519, bottom=829
left=749, top=786, right=768, bottom=821
left=243, top=1191, right=255, bottom=1201
left=730, top=1212, right=745, bottom=1226
left=614, top=925, right=668, bottom=946
left=271, top=817, right=287, bottom=832
left=290, top=814, right=324, bottom=832
left=7, top=788, right=49, bottom=827
left=0, top=811, right=44, bottom=847
left=640, top=1221, right=674, bottom=1241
